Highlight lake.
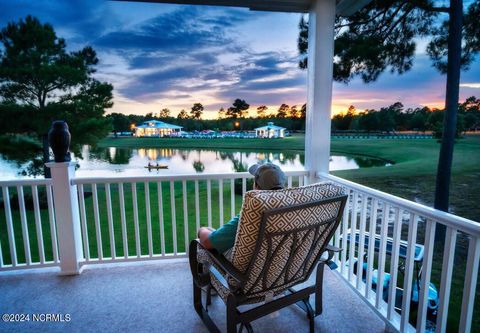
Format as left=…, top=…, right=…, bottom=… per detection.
left=0, top=146, right=391, bottom=179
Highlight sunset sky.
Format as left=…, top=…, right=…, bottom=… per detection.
left=1, top=0, right=479, bottom=118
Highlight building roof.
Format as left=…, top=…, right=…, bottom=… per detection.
left=255, top=122, right=286, bottom=131
left=136, top=120, right=183, bottom=129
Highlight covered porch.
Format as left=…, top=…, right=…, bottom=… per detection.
left=0, top=259, right=385, bottom=333
left=0, top=0, right=479, bottom=333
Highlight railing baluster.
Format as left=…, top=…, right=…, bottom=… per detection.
left=230, top=178, right=235, bottom=218
left=298, top=175, right=304, bottom=186
left=287, top=176, right=292, bottom=188
left=459, top=236, right=480, bottom=333
left=144, top=182, right=153, bottom=257
left=348, top=192, right=358, bottom=282
left=356, top=194, right=368, bottom=289
left=2, top=186, right=17, bottom=266
left=195, top=180, right=200, bottom=231
left=207, top=179, right=212, bottom=228
left=416, top=219, right=436, bottom=333
left=436, top=226, right=457, bottom=333
left=31, top=185, right=45, bottom=264
left=387, top=207, right=403, bottom=320
left=376, top=202, right=390, bottom=308
left=340, top=189, right=350, bottom=274
left=242, top=177, right=246, bottom=197
left=92, top=183, right=103, bottom=260
left=219, top=179, right=224, bottom=227
left=118, top=183, right=128, bottom=258
left=365, top=198, right=378, bottom=298
left=157, top=182, right=165, bottom=256
left=182, top=180, right=189, bottom=252
left=400, top=213, right=418, bottom=332
left=131, top=182, right=141, bottom=258
left=17, top=186, right=31, bottom=265
left=170, top=181, right=177, bottom=255
left=105, top=183, right=116, bottom=259
left=46, top=185, right=58, bottom=263
left=77, top=184, right=90, bottom=260
left=333, top=204, right=341, bottom=263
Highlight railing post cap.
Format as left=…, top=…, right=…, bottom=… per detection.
left=46, top=161, right=78, bottom=169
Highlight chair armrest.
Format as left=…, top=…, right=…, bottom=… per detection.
left=192, top=240, right=247, bottom=289
left=325, top=245, right=342, bottom=261
left=189, top=239, right=211, bottom=287
left=320, top=245, right=342, bottom=270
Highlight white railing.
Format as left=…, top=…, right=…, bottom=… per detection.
left=1, top=165, right=479, bottom=332
left=319, top=173, right=480, bottom=333
left=0, top=168, right=307, bottom=271
left=71, top=171, right=307, bottom=265
left=0, top=178, right=59, bottom=271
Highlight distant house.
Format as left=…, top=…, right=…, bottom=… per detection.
left=134, top=120, right=183, bottom=137
left=254, top=122, right=286, bottom=138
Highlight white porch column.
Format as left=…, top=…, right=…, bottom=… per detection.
left=46, top=161, right=84, bottom=275
left=305, top=0, right=336, bottom=183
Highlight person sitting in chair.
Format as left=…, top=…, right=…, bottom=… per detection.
left=198, top=162, right=286, bottom=253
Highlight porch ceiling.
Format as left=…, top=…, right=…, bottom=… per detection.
left=115, top=0, right=372, bottom=15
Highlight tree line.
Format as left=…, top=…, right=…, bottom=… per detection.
left=332, top=97, right=480, bottom=138
left=108, top=101, right=307, bottom=132
left=107, top=96, right=480, bottom=136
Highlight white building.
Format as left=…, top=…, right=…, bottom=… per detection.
left=134, top=120, right=183, bottom=137
left=254, top=122, right=286, bottom=138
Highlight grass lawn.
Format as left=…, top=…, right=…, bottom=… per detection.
left=98, top=133, right=480, bottom=331
left=99, top=135, right=307, bottom=151
left=100, top=134, right=480, bottom=221
left=2, top=134, right=479, bottom=331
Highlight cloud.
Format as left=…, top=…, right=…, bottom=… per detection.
left=460, top=83, right=480, bottom=89
left=91, top=6, right=307, bottom=111
left=2, top=0, right=479, bottom=118
left=0, top=0, right=118, bottom=47
left=0, top=2, right=308, bottom=114
left=94, top=7, right=249, bottom=52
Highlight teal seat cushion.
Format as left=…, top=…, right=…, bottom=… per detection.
left=372, top=270, right=390, bottom=289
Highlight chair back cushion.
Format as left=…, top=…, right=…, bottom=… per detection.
left=230, top=182, right=345, bottom=298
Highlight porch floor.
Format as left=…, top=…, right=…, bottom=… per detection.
left=0, top=259, right=386, bottom=333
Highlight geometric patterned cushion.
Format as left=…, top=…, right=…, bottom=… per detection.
left=202, top=181, right=346, bottom=304
left=230, top=181, right=345, bottom=275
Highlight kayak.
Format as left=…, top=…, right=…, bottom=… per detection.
left=145, top=165, right=168, bottom=169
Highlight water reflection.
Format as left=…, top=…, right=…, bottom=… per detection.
left=89, top=146, right=132, bottom=165
left=0, top=146, right=390, bottom=179
left=73, top=147, right=388, bottom=177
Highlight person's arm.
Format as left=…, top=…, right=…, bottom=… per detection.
left=206, top=215, right=240, bottom=253
left=198, top=227, right=214, bottom=249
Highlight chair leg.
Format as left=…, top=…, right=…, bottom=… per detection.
left=193, top=281, right=222, bottom=333
left=238, top=321, right=255, bottom=333
left=301, top=297, right=315, bottom=333
left=194, top=281, right=203, bottom=313
left=207, top=285, right=212, bottom=306
left=315, top=263, right=325, bottom=316
left=245, top=322, right=254, bottom=333
left=226, top=294, right=237, bottom=333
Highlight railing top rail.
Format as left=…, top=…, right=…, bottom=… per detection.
left=0, top=178, right=53, bottom=187
left=319, top=172, right=480, bottom=237
left=71, top=170, right=309, bottom=185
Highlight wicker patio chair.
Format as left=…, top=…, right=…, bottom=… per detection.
left=189, top=182, right=347, bottom=333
